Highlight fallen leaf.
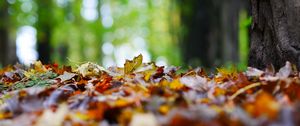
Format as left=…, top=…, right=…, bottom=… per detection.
left=75, top=62, right=106, bottom=77
left=124, top=54, right=143, bottom=74
left=276, top=61, right=292, bottom=78
left=33, top=61, right=48, bottom=73
left=245, top=67, right=264, bottom=77
left=35, top=104, right=68, bottom=126
left=56, top=71, right=76, bottom=82
left=180, top=75, right=208, bottom=92
left=244, top=92, right=280, bottom=120
left=129, top=113, right=158, bottom=126
left=169, top=78, right=185, bottom=90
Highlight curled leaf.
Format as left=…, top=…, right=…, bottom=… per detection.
left=245, top=67, right=264, bottom=77
left=75, top=62, right=106, bottom=77
left=276, top=61, right=292, bottom=78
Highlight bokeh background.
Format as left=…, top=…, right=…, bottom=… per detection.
left=0, top=0, right=251, bottom=70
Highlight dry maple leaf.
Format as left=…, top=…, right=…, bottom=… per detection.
left=124, top=54, right=143, bottom=74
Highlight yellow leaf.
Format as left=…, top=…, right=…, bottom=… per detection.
left=159, top=105, right=170, bottom=115
left=116, top=99, right=128, bottom=106
left=169, top=79, right=184, bottom=90
left=0, top=112, right=12, bottom=119
left=144, top=71, right=152, bottom=81
left=124, top=54, right=143, bottom=74
left=215, top=67, right=238, bottom=82
left=23, top=61, right=48, bottom=78
left=24, top=69, right=36, bottom=78
left=33, top=61, right=47, bottom=73
left=71, top=112, right=90, bottom=121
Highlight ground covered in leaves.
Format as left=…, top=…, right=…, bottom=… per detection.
left=1, top=55, right=300, bottom=126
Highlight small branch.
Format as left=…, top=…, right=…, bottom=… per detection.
left=229, top=82, right=261, bottom=100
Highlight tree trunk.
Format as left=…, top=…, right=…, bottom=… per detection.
left=36, top=0, right=53, bottom=64
left=0, top=1, right=9, bottom=66
left=0, top=28, right=8, bottom=66
left=249, top=0, right=300, bottom=70
left=0, top=1, right=17, bottom=66
left=220, top=0, right=248, bottom=64
left=180, top=0, right=220, bottom=68
left=181, top=0, right=249, bottom=69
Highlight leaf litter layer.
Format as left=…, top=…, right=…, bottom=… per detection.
left=1, top=55, right=300, bottom=126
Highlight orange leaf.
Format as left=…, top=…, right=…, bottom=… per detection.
left=245, top=92, right=280, bottom=120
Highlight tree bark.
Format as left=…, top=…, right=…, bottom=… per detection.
left=249, top=0, right=300, bottom=70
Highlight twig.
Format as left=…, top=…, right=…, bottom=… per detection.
left=229, top=82, right=261, bottom=100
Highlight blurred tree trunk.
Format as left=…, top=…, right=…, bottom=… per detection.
left=0, top=1, right=17, bottom=66
left=180, top=0, right=218, bottom=68
left=220, top=0, right=247, bottom=64
left=180, top=0, right=249, bottom=68
left=0, top=0, right=8, bottom=66
left=35, top=0, right=53, bottom=63
left=249, top=0, right=300, bottom=69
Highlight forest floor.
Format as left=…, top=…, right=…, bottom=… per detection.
left=0, top=55, right=300, bottom=126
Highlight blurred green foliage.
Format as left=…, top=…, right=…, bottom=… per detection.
left=238, top=9, right=251, bottom=70
left=5, top=0, right=182, bottom=67
left=2, top=0, right=250, bottom=69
